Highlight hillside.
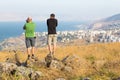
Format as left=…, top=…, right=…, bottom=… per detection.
left=91, top=13, right=120, bottom=30
left=104, top=14, right=120, bottom=22
left=0, top=43, right=120, bottom=80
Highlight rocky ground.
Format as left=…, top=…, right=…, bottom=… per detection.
left=0, top=50, right=82, bottom=80
left=0, top=43, right=120, bottom=80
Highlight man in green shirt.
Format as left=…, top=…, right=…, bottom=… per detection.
left=23, top=17, right=36, bottom=60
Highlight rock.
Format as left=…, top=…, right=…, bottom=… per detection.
left=112, top=77, right=120, bottom=80
left=25, top=59, right=35, bottom=67
left=0, top=62, right=43, bottom=80
left=30, top=71, right=43, bottom=80
left=45, top=53, right=53, bottom=67
left=83, top=77, right=91, bottom=80
left=45, top=53, right=64, bottom=69
left=50, top=59, right=64, bottom=70
left=62, top=55, right=81, bottom=69
left=62, top=66, right=72, bottom=72
left=16, top=66, right=43, bottom=80
left=5, top=53, right=21, bottom=66
left=0, top=62, right=17, bottom=74
left=16, top=66, right=33, bottom=76
left=14, top=53, right=21, bottom=66
left=55, top=78, right=66, bottom=80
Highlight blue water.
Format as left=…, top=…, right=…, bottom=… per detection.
left=0, top=21, right=83, bottom=41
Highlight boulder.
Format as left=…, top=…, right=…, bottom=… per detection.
left=16, top=66, right=43, bottom=80
left=62, top=55, right=81, bottom=69
left=30, top=71, right=43, bottom=80
left=62, top=66, right=72, bottom=72
left=45, top=53, right=53, bottom=67
left=0, top=62, right=17, bottom=73
left=50, top=59, right=64, bottom=70
left=25, top=59, right=35, bottom=67
left=5, top=53, right=21, bottom=66
left=16, top=66, right=33, bottom=77
left=0, top=62, right=43, bottom=80
left=45, top=54, right=64, bottom=69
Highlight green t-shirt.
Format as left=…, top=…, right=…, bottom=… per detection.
left=24, top=22, right=36, bottom=38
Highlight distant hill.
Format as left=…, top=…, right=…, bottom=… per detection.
left=104, top=13, right=120, bottom=22
left=90, top=13, right=120, bottom=30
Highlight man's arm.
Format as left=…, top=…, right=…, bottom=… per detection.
left=23, top=25, right=26, bottom=30
left=47, top=19, right=49, bottom=26
left=56, top=19, right=58, bottom=27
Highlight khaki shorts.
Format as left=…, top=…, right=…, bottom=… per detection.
left=48, top=34, right=57, bottom=45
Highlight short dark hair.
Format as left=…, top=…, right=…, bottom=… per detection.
left=50, top=13, right=55, bottom=17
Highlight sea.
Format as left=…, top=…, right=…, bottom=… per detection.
left=0, top=21, right=84, bottom=42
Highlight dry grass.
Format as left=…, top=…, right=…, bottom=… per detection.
left=0, top=42, right=120, bottom=80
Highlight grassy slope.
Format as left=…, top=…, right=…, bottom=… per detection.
left=0, top=42, right=120, bottom=80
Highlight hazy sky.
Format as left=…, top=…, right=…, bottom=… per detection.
left=0, top=0, right=120, bottom=21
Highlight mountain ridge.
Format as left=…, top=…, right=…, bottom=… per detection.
left=90, top=13, right=120, bottom=30
left=104, top=13, right=120, bottom=22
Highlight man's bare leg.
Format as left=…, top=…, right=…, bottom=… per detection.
left=27, top=48, right=31, bottom=59
left=32, top=47, right=35, bottom=55
left=53, top=36, right=57, bottom=56
left=31, top=47, right=38, bottom=60
left=48, top=44, right=52, bottom=53
left=53, top=43, right=56, bottom=55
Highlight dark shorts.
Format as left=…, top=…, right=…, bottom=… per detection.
left=25, top=37, right=36, bottom=48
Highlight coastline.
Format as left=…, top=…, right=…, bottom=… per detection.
left=1, top=29, right=120, bottom=50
